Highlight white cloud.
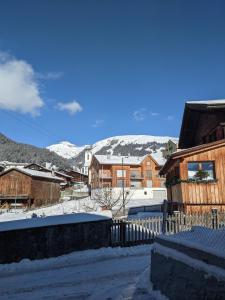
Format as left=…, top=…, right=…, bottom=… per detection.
left=37, top=71, right=63, bottom=80
left=150, top=112, right=159, bottom=117
left=166, top=115, right=174, bottom=121
left=0, top=52, right=44, bottom=116
left=57, top=101, right=83, bottom=115
left=92, top=119, right=104, bottom=128
left=133, top=108, right=146, bottom=121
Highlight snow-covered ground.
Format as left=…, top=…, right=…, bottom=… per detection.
left=0, top=197, right=111, bottom=223
left=0, top=196, right=163, bottom=223
left=0, top=245, right=166, bottom=300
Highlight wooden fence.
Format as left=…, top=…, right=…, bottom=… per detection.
left=111, top=209, right=225, bottom=247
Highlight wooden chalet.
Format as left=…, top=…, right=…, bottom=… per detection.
left=89, top=154, right=164, bottom=189
left=0, top=168, right=64, bottom=209
left=160, top=100, right=225, bottom=213
left=25, top=163, right=73, bottom=188
left=58, top=169, right=88, bottom=185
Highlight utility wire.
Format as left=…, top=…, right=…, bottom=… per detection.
left=0, top=110, right=64, bottom=143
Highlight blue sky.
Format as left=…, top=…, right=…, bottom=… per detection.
left=0, top=0, right=225, bottom=147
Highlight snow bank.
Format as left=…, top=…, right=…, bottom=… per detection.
left=153, top=243, right=225, bottom=281
left=0, top=212, right=110, bottom=232
left=159, top=226, right=225, bottom=259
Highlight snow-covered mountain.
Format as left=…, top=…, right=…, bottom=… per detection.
left=47, top=141, right=87, bottom=159
left=47, top=135, right=178, bottom=166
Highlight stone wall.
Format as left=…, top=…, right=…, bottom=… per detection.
left=0, top=218, right=112, bottom=264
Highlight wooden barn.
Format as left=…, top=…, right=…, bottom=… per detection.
left=160, top=100, right=225, bottom=213
left=0, top=168, right=64, bottom=209
left=25, top=163, right=73, bottom=189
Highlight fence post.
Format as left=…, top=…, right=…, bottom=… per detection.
left=211, top=209, right=218, bottom=229
left=120, top=220, right=126, bottom=246
left=174, top=211, right=180, bottom=233
left=162, top=199, right=168, bottom=234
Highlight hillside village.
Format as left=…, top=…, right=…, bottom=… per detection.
left=1, top=99, right=225, bottom=299
left=0, top=138, right=176, bottom=215
left=1, top=1, right=225, bottom=299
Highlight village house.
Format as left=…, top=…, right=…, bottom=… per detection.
left=25, top=163, right=73, bottom=189
left=160, top=99, right=225, bottom=213
left=161, top=139, right=178, bottom=159
left=58, top=169, right=88, bottom=185
left=89, top=153, right=166, bottom=200
left=0, top=167, right=64, bottom=209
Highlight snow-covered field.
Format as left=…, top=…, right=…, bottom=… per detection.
left=0, top=197, right=111, bottom=223
left=0, top=245, right=165, bottom=300
left=0, top=196, right=162, bottom=223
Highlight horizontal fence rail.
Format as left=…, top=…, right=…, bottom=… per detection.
left=111, top=209, right=224, bottom=247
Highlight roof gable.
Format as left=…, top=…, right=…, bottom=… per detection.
left=0, top=168, right=64, bottom=182
left=179, top=100, right=225, bottom=149
left=93, top=154, right=159, bottom=166
left=160, top=139, right=225, bottom=175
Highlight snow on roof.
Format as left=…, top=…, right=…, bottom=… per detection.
left=186, top=99, right=225, bottom=106
left=54, top=171, right=73, bottom=179
left=150, top=148, right=166, bottom=166
left=94, top=154, right=147, bottom=165
left=1, top=167, right=64, bottom=182
left=159, top=226, right=225, bottom=259
left=0, top=213, right=111, bottom=232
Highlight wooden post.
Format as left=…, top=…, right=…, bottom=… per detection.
left=211, top=208, right=218, bottom=229
left=120, top=220, right=126, bottom=246
left=162, top=199, right=168, bottom=234
left=174, top=211, right=180, bottom=233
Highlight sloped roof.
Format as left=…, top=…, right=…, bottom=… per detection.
left=186, top=99, right=225, bottom=106
left=94, top=154, right=159, bottom=166
left=160, top=139, right=225, bottom=175
left=0, top=167, right=64, bottom=182
left=25, top=163, right=73, bottom=179
left=179, top=99, right=225, bottom=149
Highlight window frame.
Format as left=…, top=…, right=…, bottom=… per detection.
left=116, top=169, right=126, bottom=177
left=187, top=161, right=216, bottom=181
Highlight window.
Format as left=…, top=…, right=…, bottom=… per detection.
left=116, top=170, right=126, bottom=177
left=117, top=179, right=125, bottom=187
left=144, top=191, right=147, bottom=195
left=188, top=161, right=215, bottom=180
left=130, top=170, right=141, bottom=178
left=147, top=161, right=151, bottom=166
left=130, top=181, right=142, bottom=188
left=146, top=180, right=153, bottom=187
left=146, top=170, right=152, bottom=178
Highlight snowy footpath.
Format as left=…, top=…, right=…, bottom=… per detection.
left=0, top=245, right=165, bottom=300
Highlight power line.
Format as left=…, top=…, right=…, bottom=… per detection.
left=0, top=110, right=64, bottom=143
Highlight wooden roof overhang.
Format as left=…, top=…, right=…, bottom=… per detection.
left=179, top=101, right=225, bottom=149
left=160, top=139, right=225, bottom=176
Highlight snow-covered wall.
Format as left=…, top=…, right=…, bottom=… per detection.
left=151, top=230, right=225, bottom=299
left=0, top=213, right=112, bottom=264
